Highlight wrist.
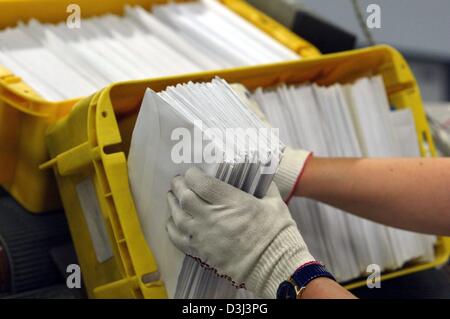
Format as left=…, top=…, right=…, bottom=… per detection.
left=247, top=225, right=315, bottom=299
left=300, top=276, right=339, bottom=299
left=277, top=262, right=336, bottom=299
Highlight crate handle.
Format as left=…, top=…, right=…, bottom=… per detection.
left=40, top=142, right=101, bottom=176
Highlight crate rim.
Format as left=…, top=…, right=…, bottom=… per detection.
left=43, top=45, right=450, bottom=297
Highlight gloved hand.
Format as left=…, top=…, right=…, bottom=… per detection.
left=232, top=83, right=312, bottom=203
left=166, top=167, right=315, bottom=299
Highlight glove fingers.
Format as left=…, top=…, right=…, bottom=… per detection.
left=167, top=192, right=193, bottom=233
left=166, top=217, right=191, bottom=255
left=171, top=175, right=189, bottom=202
left=179, top=191, right=210, bottom=217
left=185, top=167, right=251, bottom=205
left=171, top=175, right=209, bottom=216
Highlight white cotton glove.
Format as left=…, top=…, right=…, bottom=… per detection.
left=232, top=84, right=312, bottom=202
left=274, top=148, right=312, bottom=202
left=166, top=167, right=315, bottom=299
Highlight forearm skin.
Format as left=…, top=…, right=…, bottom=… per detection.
left=296, top=157, right=450, bottom=236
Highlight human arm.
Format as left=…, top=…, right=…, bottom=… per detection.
left=261, top=134, right=450, bottom=236
left=237, top=88, right=450, bottom=236
left=294, top=156, right=450, bottom=236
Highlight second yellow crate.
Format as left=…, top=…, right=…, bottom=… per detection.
left=42, top=45, right=450, bottom=298
left=0, top=0, right=317, bottom=213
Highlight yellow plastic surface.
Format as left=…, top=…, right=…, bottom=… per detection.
left=43, top=45, right=450, bottom=298
left=0, top=0, right=317, bottom=213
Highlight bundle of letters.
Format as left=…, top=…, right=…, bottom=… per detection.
left=0, top=0, right=299, bottom=101
left=128, top=75, right=436, bottom=298
left=128, top=77, right=284, bottom=299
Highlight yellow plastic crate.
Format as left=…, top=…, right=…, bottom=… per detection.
left=42, top=45, right=450, bottom=298
left=0, top=0, right=318, bottom=213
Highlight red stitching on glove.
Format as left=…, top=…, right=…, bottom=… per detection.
left=187, top=254, right=247, bottom=289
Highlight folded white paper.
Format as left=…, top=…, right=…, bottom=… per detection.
left=0, top=0, right=300, bottom=101
left=128, top=78, right=284, bottom=298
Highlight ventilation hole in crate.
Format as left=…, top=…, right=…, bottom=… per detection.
left=103, top=143, right=123, bottom=155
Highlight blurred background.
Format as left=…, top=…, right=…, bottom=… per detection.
left=249, top=0, right=450, bottom=102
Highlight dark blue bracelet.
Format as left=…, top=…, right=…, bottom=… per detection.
left=276, top=262, right=335, bottom=299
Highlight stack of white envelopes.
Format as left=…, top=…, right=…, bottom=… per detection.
left=128, top=77, right=284, bottom=299
left=0, top=0, right=299, bottom=101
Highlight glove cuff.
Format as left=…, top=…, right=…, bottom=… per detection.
left=247, top=225, right=315, bottom=299
left=274, top=148, right=312, bottom=203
